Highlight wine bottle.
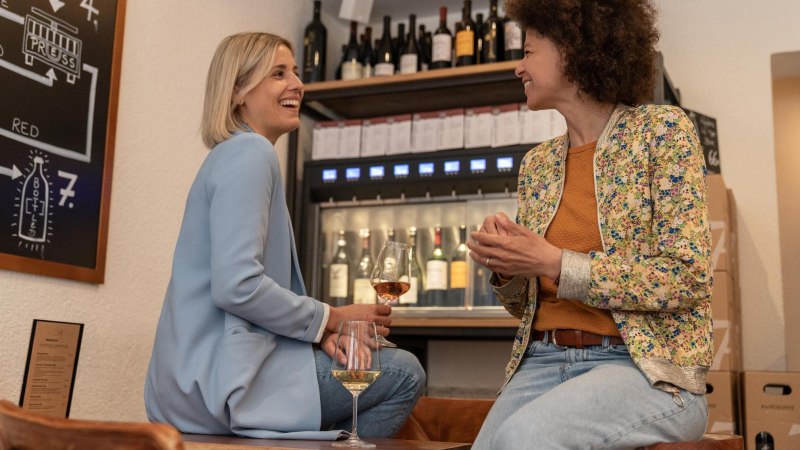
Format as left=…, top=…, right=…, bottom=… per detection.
left=482, top=0, right=504, bottom=63
left=335, top=44, right=345, bottom=80
left=430, top=6, right=452, bottom=70
left=425, top=226, right=448, bottom=306
left=455, top=0, right=477, bottom=66
left=374, top=16, right=395, bottom=76
left=448, top=225, right=468, bottom=307
left=328, top=230, right=350, bottom=306
left=399, top=227, right=424, bottom=306
left=341, top=21, right=363, bottom=80
left=302, top=0, right=327, bottom=83
left=399, top=14, right=420, bottom=74
left=353, top=229, right=376, bottom=304
left=359, top=26, right=373, bottom=78
left=393, top=22, right=406, bottom=70
left=503, top=15, right=524, bottom=60
left=475, top=13, right=484, bottom=64
left=418, top=24, right=432, bottom=71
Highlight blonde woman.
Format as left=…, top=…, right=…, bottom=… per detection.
left=145, top=32, right=424, bottom=439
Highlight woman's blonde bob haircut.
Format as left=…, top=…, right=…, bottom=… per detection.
left=201, top=32, right=293, bottom=149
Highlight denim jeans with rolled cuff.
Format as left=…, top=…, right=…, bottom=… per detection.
left=472, top=334, right=708, bottom=450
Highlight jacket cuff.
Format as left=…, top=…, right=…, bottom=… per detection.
left=313, top=303, right=331, bottom=343
left=557, top=249, right=591, bottom=301
left=490, top=273, right=527, bottom=298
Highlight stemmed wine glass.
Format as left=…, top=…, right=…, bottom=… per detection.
left=370, top=241, right=411, bottom=348
left=331, top=320, right=382, bottom=448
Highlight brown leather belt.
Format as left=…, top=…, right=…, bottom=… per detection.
left=532, top=329, right=624, bottom=349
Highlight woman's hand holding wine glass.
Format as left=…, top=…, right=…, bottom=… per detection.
left=370, top=241, right=411, bottom=348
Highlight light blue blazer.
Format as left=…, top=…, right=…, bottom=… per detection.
left=145, top=132, right=337, bottom=439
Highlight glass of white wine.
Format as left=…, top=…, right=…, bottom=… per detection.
left=370, top=241, right=411, bottom=348
left=331, top=320, right=382, bottom=448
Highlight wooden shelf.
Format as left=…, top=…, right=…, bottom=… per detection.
left=392, top=317, right=520, bottom=329
left=301, top=61, right=525, bottom=120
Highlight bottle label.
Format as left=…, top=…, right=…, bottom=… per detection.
left=361, top=64, right=372, bottom=78
left=504, top=22, right=522, bottom=50
left=329, top=263, right=349, bottom=298
left=426, top=260, right=448, bottom=290
left=432, top=34, right=452, bottom=63
left=400, top=277, right=419, bottom=304
left=399, top=54, right=418, bottom=74
left=455, top=30, right=475, bottom=57
left=449, top=261, right=467, bottom=289
left=374, top=62, right=394, bottom=76
left=353, top=278, right=376, bottom=304
left=341, top=61, right=363, bottom=80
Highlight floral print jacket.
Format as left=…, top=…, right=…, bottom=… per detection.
left=494, top=104, right=713, bottom=395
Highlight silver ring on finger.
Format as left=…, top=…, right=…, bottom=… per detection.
left=485, top=257, right=491, bottom=268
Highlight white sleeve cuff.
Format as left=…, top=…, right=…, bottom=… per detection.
left=313, top=302, right=331, bottom=343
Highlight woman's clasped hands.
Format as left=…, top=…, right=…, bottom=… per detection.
left=466, top=212, right=563, bottom=282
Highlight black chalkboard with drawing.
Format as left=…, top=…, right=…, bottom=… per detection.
left=0, top=0, right=125, bottom=283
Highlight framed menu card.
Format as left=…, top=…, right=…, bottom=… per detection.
left=19, top=319, right=84, bottom=418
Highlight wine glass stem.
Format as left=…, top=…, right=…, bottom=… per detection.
left=351, top=393, right=360, bottom=440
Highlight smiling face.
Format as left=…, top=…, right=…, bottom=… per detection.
left=238, top=45, right=303, bottom=144
left=514, top=29, right=576, bottom=111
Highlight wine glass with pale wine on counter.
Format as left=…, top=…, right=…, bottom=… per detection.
left=370, top=241, right=411, bottom=348
left=331, top=320, right=382, bottom=448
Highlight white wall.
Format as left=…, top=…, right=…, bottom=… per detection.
left=2, top=0, right=799, bottom=423
left=655, top=0, right=800, bottom=371
left=0, top=0, right=310, bottom=422
left=773, top=75, right=800, bottom=371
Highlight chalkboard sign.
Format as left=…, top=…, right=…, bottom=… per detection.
left=0, top=0, right=125, bottom=283
left=684, top=108, right=721, bottom=174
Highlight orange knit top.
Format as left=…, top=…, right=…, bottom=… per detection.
left=532, top=140, right=619, bottom=336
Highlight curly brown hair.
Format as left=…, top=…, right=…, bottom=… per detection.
left=504, top=0, right=659, bottom=106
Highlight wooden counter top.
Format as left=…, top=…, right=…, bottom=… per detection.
left=182, top=434, right=470, bottom=450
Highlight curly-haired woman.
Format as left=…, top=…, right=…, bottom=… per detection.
left=466, top=1, right=712, bottom=448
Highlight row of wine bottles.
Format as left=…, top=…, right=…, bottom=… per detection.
left=302, top=0, right=524, bottom=83
left=326, top=226, right=498, bottom=308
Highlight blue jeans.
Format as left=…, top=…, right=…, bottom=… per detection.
left=315, top=347, right=425, bottom=438
left=473, top=335, right=708, bottom=449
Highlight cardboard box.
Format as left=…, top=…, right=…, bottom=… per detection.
left=711, top=271, right=742, bottom=372
left=437, top=108, right=465, bottom=150
left=706, top=371, right=740, bottom=434
left=311, top=120, right=339, bottom=160
left=707, top=174, right=736, bottom=273
left=386, top=114, right=412, bottom=155
left=492, top=104, right=520, bottom=147
left=742, top=371, right=800, bottom=449
left=411, top=111, right=439, bottom=153
left=464, top=106, right=493, bottom=149
left=337, top=120, right=362, bottom=159
left=360, top=117, right=389, bottom=157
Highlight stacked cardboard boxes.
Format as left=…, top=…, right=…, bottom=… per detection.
left=705, top=174, right=743, bottom=435
left=742, top=371, right=800, bottom=449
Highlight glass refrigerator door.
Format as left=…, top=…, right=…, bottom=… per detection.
left=315, top=195, right=516, bottom=317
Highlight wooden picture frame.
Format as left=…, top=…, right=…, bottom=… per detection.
left=0, top=0, right=126, bottom=283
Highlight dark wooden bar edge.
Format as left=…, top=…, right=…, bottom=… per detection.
left=182, top=434, right=470, bottom=450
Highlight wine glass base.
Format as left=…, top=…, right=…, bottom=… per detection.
left=376, top=335, right=397, bottom=348
left=332, top=437, right=376, bottom=448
